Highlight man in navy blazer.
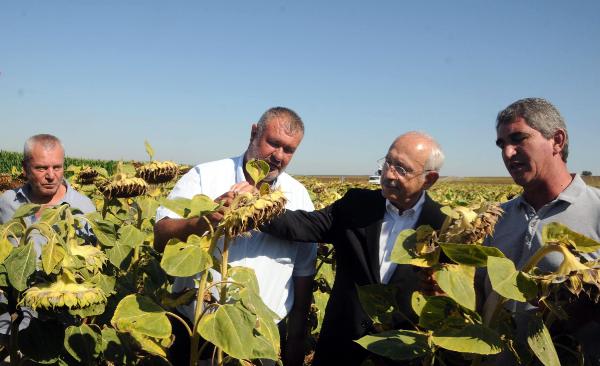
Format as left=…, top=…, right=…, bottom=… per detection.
left=262, top=131, right=446, bottom=365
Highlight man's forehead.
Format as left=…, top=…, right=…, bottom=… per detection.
left=389, top=139, right=429, bottom=161
left=29, top=145, right=64, bottom=160
left=265, top=117, right=302, bottom=135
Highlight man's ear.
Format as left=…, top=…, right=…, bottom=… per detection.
left=250, top=124, right=258, bottom=142
left=423, top=171, right=439, bottom=189
left=552, top=129, right=566, bottom=156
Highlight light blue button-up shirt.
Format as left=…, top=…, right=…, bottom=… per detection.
left=483, top=174, right=600, bottom=364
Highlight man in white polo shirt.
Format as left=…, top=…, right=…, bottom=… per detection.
left=154, top=107, right=316, bottom=366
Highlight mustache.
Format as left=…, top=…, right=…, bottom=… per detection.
left=381, top=178, right=400, bottom=188
left=267, top=158, right=282, bottom=170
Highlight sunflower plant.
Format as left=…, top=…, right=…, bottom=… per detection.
left=155, top=158, right=286, bottom=366
left=355, top=200, right=600, bottom=366
left=355, top=203, right=508, bottom=365
left=0, top=203, right=117, bottom=364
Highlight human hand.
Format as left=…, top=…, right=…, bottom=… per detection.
left=229, top=181, right=257, bottom=195
left=205, top=182, right=258, bottom=226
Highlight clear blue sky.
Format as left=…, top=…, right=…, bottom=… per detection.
left=1, top=1, right=599, bottom=176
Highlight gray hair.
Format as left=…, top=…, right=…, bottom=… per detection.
left=256, top=107, right=304, bottom=137
left=496, top=98, right=569, bottom=162
left=424, top=141, right=445, bottom=172
left=23, top=134, right=64, bottom=165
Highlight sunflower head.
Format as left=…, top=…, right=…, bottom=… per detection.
left=440, top=203, right=503, bottom=244
left=136, top=161, right=179, bottom=184
left=220, top=189, right=287, bottom=238
left=98, top=173, right=148, bottom=199
left=22, top=274, right=107, bottom=310
left=76, top=166, right=99, bottom=185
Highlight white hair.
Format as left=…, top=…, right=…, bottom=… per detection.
left=23, top=134, right=64, bottom=164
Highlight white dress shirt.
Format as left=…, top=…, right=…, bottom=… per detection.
left=155, top=155, right=317, bottom=322
left=378, top=192, right=425, bottom=284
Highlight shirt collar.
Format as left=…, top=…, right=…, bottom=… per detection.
left=385, top=191, right=426, bottom=218
left=517, top=173, right=584, bottom=211
left=557, top=174, right=586, bottom=204
left=16, top=180, right=71, bottom=203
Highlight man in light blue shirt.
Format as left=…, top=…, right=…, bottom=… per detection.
left=0, top=134, right=96, bottom=342
left=484, top=98, right=600, bottom=365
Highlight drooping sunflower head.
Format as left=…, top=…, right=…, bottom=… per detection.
left=535, top=261, right=600, bottom=308
left=98, top=173, right=148, bottom=199
left=22, top=275, right=107, bottom=310
left=463, top=203, right=504, bottom=244
left=136, top=161, right=179, bottom=184
left=220, top=189, right=287, bottom=238
left=76, top=166, right=99, bottom=185
left=440, top=203, right=503, bottom=244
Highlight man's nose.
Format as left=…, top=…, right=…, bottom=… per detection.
left=45, top=168, right=56, bottom=180
left=382, top=165, right=396, bottom=180
left=272, top=148, right=284, bottom=162
left=503, top=144, right=518, bottom=160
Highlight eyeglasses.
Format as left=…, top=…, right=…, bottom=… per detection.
left=377, top=157, right=432, bottom=178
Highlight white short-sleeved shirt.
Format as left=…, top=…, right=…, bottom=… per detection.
left=155, top=155, right=317, bottom=321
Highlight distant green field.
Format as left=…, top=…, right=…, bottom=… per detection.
left=0, top=150, right=120, bottom=175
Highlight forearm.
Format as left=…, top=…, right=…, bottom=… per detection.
left=153, top=217, right=210, bottom=252
left=262, top=208, right=333, bottom=244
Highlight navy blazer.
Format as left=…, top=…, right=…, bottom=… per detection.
left=263, top=188, right=445, bottom=365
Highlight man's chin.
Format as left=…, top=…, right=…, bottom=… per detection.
left=381, top=188, right=404, bottom=202
left=260, top=173, right=279, bottom=184
left=509, top=172, right=529, bottom=186
left=37, top=186, right=59, bottom=197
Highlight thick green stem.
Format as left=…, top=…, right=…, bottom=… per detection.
left=480, top=243, right=573, bottom=365
left=219, top=235, right=231, bottom=302
left=216, top=234, right=231, bottom=366
left=520, top=244, right=568, bottom=273
left=1, top=222, right=25, bottom=243
left=189, top=227, right=223, bottom=366
left=101, top=197, right=109, bottom=219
